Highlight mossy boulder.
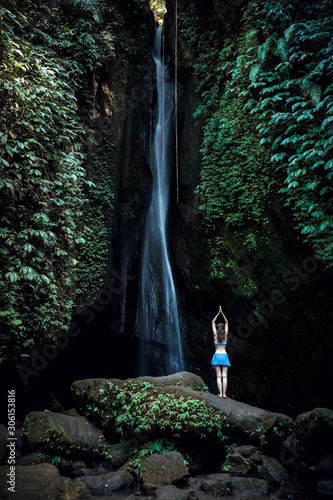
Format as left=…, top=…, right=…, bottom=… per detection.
left=105, top=441, right=132, bottom=467
left=221, top=455, right=256, bottom=476
left=140, top=451, right=188, bottom=492
left=156, top=385, right=294, bottom=446
left=136, top=371, right=208, bottom=391
left=71, top=373, right=294, bottom=447
left=295, top=408, right=333, bottom=446
left=71, top=371, right=208, bottom=406
left=0, top=463, right=88, bottom=499
left=221, top=448, right=288, bottom=484
left=24, top=411, right=105, bottom=457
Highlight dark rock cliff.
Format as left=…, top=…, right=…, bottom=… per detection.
left=164, top=0, right=333, bottom=416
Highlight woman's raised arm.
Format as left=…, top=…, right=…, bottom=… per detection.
left=212, top=308, right=221, bottom=336
left=212, top=306, right=222, bottom=335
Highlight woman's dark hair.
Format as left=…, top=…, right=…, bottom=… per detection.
left=216, top=322, right=226, bottom=343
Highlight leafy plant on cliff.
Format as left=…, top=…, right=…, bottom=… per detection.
left=246, top=14, right=333, bottom=264
left=72, top=0, right=103, bottom=24
left=178, top=0, right=333, bottom=294
left=0, top=0, right=108, bottom=363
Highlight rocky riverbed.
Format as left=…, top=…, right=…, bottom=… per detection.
left=0, top=372, right=332, bottom=499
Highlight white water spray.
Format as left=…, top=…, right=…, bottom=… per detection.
left=135, top=26, right=184, bottom=375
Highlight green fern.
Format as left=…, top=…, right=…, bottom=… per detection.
left=71, top=0, right=103, bottom=24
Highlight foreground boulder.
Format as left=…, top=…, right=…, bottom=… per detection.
left=71, top=372, right=294, bottom=446
left=259, top=455, right=289, bottom=485
left=0, top=463, right=88, bottom=499
left=221, top=445, right=289, bottom=485
left=230, top=477, right=269, bottom=496
left=16, top=451, right=86, bottom=470
left=140, top=451, right=188, bottom=492
left=295, top=407, right=333, bottom=446
left=194, top=390, right=293, bottom=444
left=154, top=484, right=194, bottom=500
left=71, top=371, right=208, bottom=407
left=200, top=473, right=232, bottom=496
left=24, top=411, right=105, bottom=457
left=136, top=372, right=208, bottom=391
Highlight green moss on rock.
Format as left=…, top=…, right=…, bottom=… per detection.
left=24, top=411, right=106, bottom=457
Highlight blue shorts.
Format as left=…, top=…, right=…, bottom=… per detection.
left=211, top=353, right=231, bottom=368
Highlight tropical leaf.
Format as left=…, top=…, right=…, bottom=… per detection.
left=71, top=0, right=103, bottom=24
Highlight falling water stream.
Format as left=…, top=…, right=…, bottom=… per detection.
left=135, top=26, right=184, bottom=376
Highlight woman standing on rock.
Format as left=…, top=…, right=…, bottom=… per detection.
left=211, top=305, right=230, bottom=398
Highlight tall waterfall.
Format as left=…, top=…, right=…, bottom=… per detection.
left=135, top=26, right=184, bottom=376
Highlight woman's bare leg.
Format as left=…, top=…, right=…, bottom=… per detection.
left=222, top=366, right=228, bottom=398
left=215, top=366, right=223, bottom=397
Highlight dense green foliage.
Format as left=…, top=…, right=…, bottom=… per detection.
left=178, top=0, right=333, bottom=290
left=72, top=0, right=103, bottom=24
left=74, top=380, right=228, bottom=439
left=0, top=0, right=157, bottom=365
left=0, top=0, right=114, bottom=363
